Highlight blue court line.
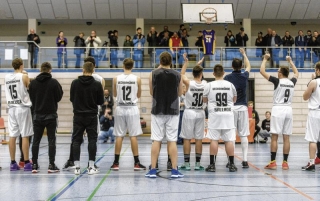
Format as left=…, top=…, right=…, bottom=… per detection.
left=47, top=144, right=114, bottom=201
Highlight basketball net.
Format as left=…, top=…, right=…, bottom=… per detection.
left=201, top=7, right=217, bottom=24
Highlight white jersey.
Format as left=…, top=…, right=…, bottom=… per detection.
left=269, top=76, right=297, bottom=106
left=203, top=80, right=236, bottom=129
left=308, top=78, right=320, bottom=110
left=5, top=73, right=32, bottom=108
left=116, top=74, right=139, bottom=106
left=92, top=73, right=103, bottom=84
left=185, top=80, right=207, bottom=109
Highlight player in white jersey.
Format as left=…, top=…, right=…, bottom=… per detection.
left=110, top=58, right=146, bottom=171
left=179, top=54, right=206, bottom=171
left=203, top=64, right=237, bottom=172
left=302, top=62, right=320, bottom=171
left=260, top=54, right=298, bottom=170
left=5, top=58, right=33, bottom=171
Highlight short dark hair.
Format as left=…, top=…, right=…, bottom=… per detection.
left=180, top=24, right=184, bottom=28
left=84, top=56, right=95, bottom=66
left=248, top=101, right=254, bottom=106
left=137, top=27, right=141, bottom=31
left=232, top=58, right=243, bottom=70
left=265, top=111, right=271, bottom=115
left=198, top=31, right=202, bottom=33
left=307, top=30, right=311, bottom=33
left=315, top=62, right=320, bottom=71
left=192, top=65, right=203, bottom=78
left=159, top=51, right=172, bottom=66
left=213, top=64, right=224, bottom=77
left=123, top=58, right=134, bottom=70
left=41, top=62, right=52, bottom=73
left=314, top=30, right=318, bottom=33
left=279, top=66, right=289, bottom=77
left=83, top=62, right=94, bottom=74
left=12, top=58, right=23, bottom=70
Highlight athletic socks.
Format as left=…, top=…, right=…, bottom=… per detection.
left=24, top=160, right=30, bottom=164
left=196, top=153, right=201, bottom=163
left=271, top=152, right=277, bottom=161
left=74, top=161, right=80, bottom=168
left=114, top=154, right=120, bottom=164
left=317, top=142, right=320, bottom=158
left=168, top=155, right=171, bottom=163
left=11, top=160, right=16, bottom=164
left=184, top=154, right=190, bottom=163
left=309, top=159, right=315, bottom=165
left=283, top=154, right=289, bottom=162
left=209, top=155, right=216, bottom=165
left=240, top=137, right=248, bottom=161
left=89, top=160, right=95, bottom=168
left=228, top=156, right=234, bottom=164
left=134, top=155, right=140, bottom=164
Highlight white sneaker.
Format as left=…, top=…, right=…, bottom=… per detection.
left=74, top=167, right=81, bottom=175
left=87, top=167, right=99, bottom=175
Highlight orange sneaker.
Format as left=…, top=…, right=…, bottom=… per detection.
left=282, top=161, right=289, bottom=170
left=315, top=157, right=320, bottom=165
left=18, top=161, right=25, bottom=169
left=264, top=160, right=277, bottom=170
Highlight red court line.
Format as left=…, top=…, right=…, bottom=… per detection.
left=218, top=146, right=314, bottom=200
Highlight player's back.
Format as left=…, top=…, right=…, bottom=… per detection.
left=92, top=73, right=103, bottom=84
left=5, top=73, right=31, bottom=108
left=309, top=79, right=320, bottom=110
left=224, top=71, right=249, bottom=106
left=272, top=77, right=296, bottom=106
left=185, top=80, right=206, bottom=109
left=116, top=74, right=138, bottom=106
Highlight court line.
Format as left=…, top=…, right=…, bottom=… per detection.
left=46, top=144, right=114, bottom=201
left=218, top=146, right=314, bottom=200
left=87, top=144, right=131, bottom=201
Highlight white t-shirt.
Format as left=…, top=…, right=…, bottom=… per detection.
left=308, top=78, right=320, bottom=110
left=116, top=74, right=138, bottom=106
left=269, top=76, right=297, bottom=106
left=185, top=80, right=207, bottom=109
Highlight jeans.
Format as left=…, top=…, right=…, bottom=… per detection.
left=57, top=52, right=67, bottom=68
left=133, top=49, right=144, bottom=68
left=75, top=54, right=81, bottom=68
left=30, top=47, right=39, bottom=68
left=110, top=48, right=118, bottom=66
left=196, top=50, right=205, bottom=68
left=89, top=49, right=99, bottom=68
left=282, top=48, right=292, bottom=59
left=295, top=49, right=305, bottom=68
left=98, top=127, right=114, bottom=142
left=32, top=118, right=57, bottom=164
left=124, top=49, right=131, bottom=59
left=177, top=110, right=184, bottom=143
left=270, top=48, right=280, bottom=67
left=312, top=51, right=319, bottom=65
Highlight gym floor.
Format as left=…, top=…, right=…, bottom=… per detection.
left=0, top=135, right=319, bottom=201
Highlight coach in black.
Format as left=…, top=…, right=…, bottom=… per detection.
left=29, top=62, right=63, bottom=173
left=70, top=62, right=104, bottom=175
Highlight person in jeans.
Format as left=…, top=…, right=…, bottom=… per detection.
left=56, top=31, right=68, bottom=68
left=73, top=32, right=86, bottom=68
left=29, top=62, right=63, bottom=173
left=98, top=107, right=114, bottom=143
left=27, top=29, right=40, bottom=68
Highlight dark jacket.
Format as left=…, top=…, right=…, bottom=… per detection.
left=73, top=36, right=86, bottom=54
left=29, top=72, right=63, bottom=118
left=70, top=76, right=104, bottom=115
left=282, top=35, right=294, bottom=46
left=100, top=116, right=114, bottom=131
left=235, top=32, right=249, bottom=47
left=27, top=34, right=40, bottom=52
left=224, top=35, right=236, bottom=47
left=123, top=40, right=134, bottom=48
left=159, top=30, right=173, bottom=40
left=159, top=37, right=170, bottom=47
left=252, top=109, right=260, bottom=125
left=147, top=32, right=159, bottom=54
left=101, top=95, right=114, bottom=114
left=265, top=34, right=282, bottom=47
left=109, top=35, right=118, bottom=47
left=181, top=35, right=189, bottom=47
left=195, top=36, right=204, bottom=51
left=311, top=36, right=320, bottom=53
left=294, top=35, right=306, bottom=47
left=305, top=34, right=313, bottom=46
left=255, top=37, right=264, bottom=46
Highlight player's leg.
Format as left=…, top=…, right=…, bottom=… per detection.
left=85, top=115, right=99, bottom=175
left=180, top=139, right=191, bottom=170
left=282, top=134, right=290, bottom=170
left=223, top=129, right=237, bottom=172
left=316, top=141, right=320, bottom=164
left=62, top=142, right=75, bottom=171
left=111, top=107, right=125, bottom=170
left=281, top=109, right=293, bottom=170
left=72, top=115, right=86, bottom=175
left=237, top=110, right=250, bottom=168
left=194, top=112, right=205, bottom=170
left=19, top=135, right=24, bottom=168
left=206, top=139, right=218, bottom=172
left=31, top=119, right=45, bottom=173
left=9, top=137, right=18, bottom=170
left=46, top=119, right=59, bottom=173
left=179, top=110, right=193, bottom=170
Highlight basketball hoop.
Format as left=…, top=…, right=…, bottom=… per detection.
left=200, top=7, right=217, bottom=24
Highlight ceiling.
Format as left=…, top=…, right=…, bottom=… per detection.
left=0, top=0, right=319, bottom=21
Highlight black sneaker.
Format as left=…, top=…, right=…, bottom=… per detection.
left=62, top=160, right=75, bottom=171
left=48, top=164, right=60, bottom=173
left=229, top=163, right=238, bottom=172
left=32, top=163, right=40, bottom=173
left=301, top=163, right=315, bottom=172
left=226, top=162, right=230, bottom=168
left=167, top=161, right=172, bottom=171
left=148, top=163, right=159, bottom=170
left=134, top=162, right=146, bottom=171
left=205, top=164, right=216, bottom=172
left=242, top=161, right=249, bottom=168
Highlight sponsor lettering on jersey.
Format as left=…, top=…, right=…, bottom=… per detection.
left=212, top=87, right=230, bottom=90
left=8, top=100, right=22, bottom=104
left=190, top=88, right=204, bottom=91
left=118, top=81, right=136, bottom=84
left=280, top=84, right=294, bottom=88
left=6, top=80, right=20, bottom=84
left=214, top=107, right=231, bottom=112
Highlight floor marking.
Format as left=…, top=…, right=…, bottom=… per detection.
left=87, top=145, right=130, bottom=201
left=46, top=145, right=114, bottom=201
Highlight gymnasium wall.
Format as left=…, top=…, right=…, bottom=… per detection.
left=0, top=70, right=312, bottom=135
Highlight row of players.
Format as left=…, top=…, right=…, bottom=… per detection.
left=4, top=48, right=319, bottom=177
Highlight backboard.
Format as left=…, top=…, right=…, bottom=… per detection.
left=182, top=3, right=234, bottom=24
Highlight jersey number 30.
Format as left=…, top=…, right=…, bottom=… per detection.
left=121, top=86, right=131, bottom=101
left=192, top=93, right=203, bottom=107
left=9, top=84, right=18, bottom=99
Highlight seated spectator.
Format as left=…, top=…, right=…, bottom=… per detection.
left=248, top=101, right=260, bottom=143
left=98, top=107, right=114, bottom=143
left=259, top=111, right=271, bottom=143
left=159, top=26, right=174, bottom=40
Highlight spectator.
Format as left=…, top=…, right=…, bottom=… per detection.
left=159, top=31, right=170, bottom=47
left=224, top=30, right=236, bottom=60
left=195, top=31, right=205, bottom=67
left=269, top=30, right=282, bottom=68
left=100, top=89, right=114, bottom=116
left=85, top=30, right=101, bottom=68
left=27, top=29, right=40, bottom=68
left=73, top=32, right=85, bottom=68
left=109, top=30, right=119, bottom=68
left=147, top=26, right=159, bottom=68
left=282, top=31, right=294, bottom=59
left=177, top=24, right=185, bottom=38
left=311, top=31, right=320, bottom=64
left=169, top=32, right=183, bottom=68
left=259, top=111, right=271, bottom=143
left=236, top=27, right=249, bottom=47
left=98, top=107, right=114, bottom=143
left=123, top=35, right=133, bottom=59
left=295, top=30, right=305, bottom=68
left=305, top=30, right=313, bottom=61
left=248, top=101, right=260, bottom=143
left=177, top=85, right=186, bottom=145
left=133, top=27, right=145, bottom=68
left=56, top=31, right=68, bottom=68
left=255, top=31, right=264, bottom=57
left=179, top=29, right=189, bottom=67
left=159, top=26, right=174, bottom=40
left=263, top=28, right=273, bottom=61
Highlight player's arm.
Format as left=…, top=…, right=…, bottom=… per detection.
left=101, top=78, right=105, bottom=90
left=178, top=76, right=183, bottom=96
left=181, top=53, right=190, bottom=89
left=260, top=53, right=271, bottom=80
left=240, top=48, right=251, bottom=72
left=286, top=56, right=299, bottom=79
left=203, top=83, right=209, bottom=104
left=113, top=77, right=117, bottom=97
left=22, top=73, right=30, bottom=89
left=149, top=72, right=153, bottom=96
left=137, top=77, right=142, bottom=98
left=303, top=79, right=316, bottom=101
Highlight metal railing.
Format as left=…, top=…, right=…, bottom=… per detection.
left=0, top=42, right=318, bottom=69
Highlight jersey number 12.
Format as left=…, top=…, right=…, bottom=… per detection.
left=122, top=86, right=131, bottom=101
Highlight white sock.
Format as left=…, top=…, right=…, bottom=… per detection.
left=240, top=137, right=248, bottom=162
left=310, top=159, right=315, bottom=165
left=74, top=161, right=80, bottom=168
left=89, top=160, right=95, bottom=168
